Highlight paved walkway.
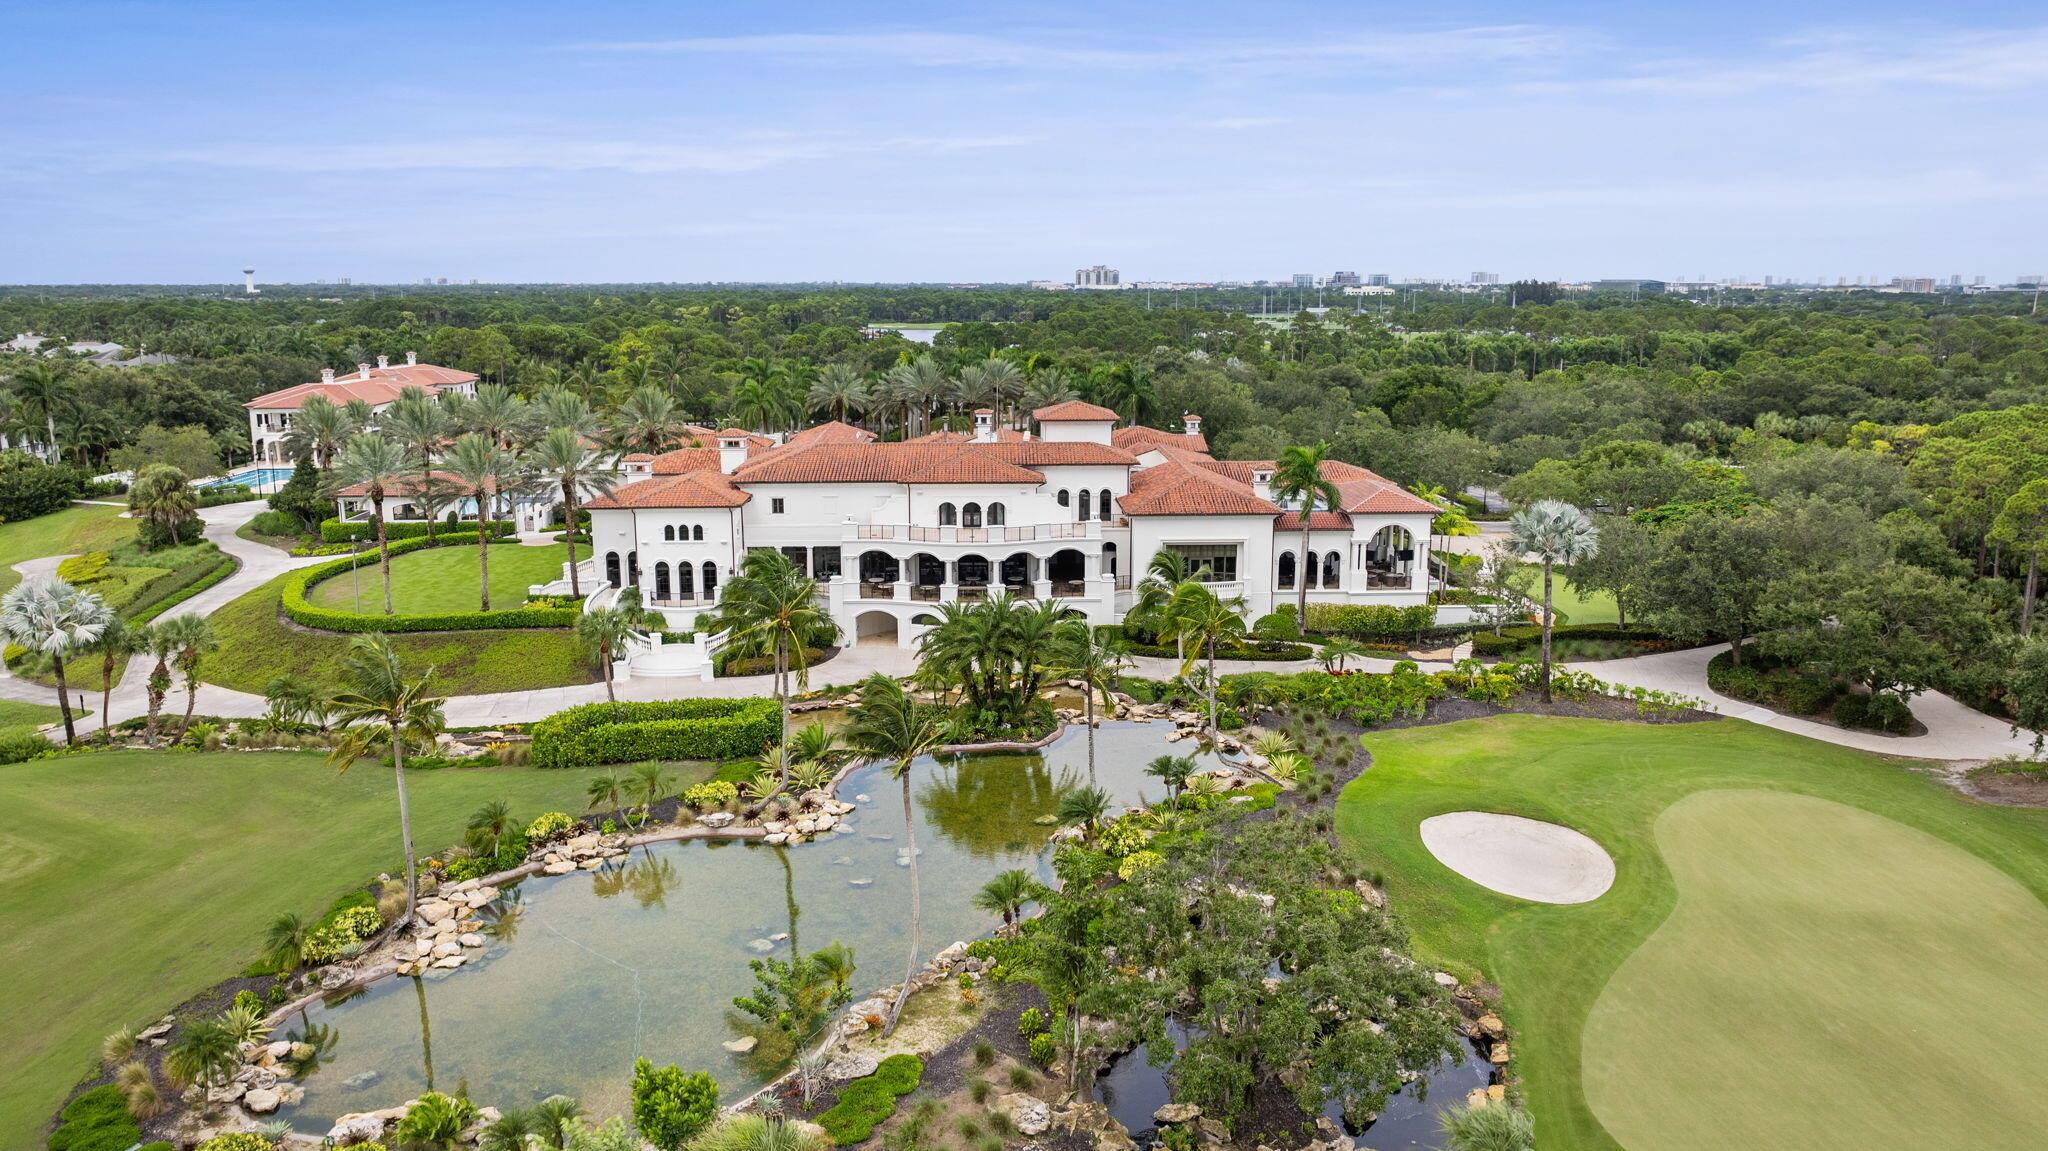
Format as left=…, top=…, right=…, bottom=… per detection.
left=1567, top=645, right=2032, bottom=761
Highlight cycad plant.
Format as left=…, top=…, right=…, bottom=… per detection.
left=973, top=868, right=1043, bottom=928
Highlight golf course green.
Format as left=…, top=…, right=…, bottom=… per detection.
left=1337, top=715, right=2048, bottom=1151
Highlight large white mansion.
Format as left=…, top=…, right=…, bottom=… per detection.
left=585, top=401, right=1436, bottom=648
left=245, top=355, right=479, bottom=464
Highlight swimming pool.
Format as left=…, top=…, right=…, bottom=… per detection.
left=195, top=466, right=296, bottom=490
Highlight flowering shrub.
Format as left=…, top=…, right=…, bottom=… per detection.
left=197, top=1132, right=276, bottom=1151
left=302, top=906, right=385, bottom=964
left=1118, top=850, right=1164, bottom=879
left=1096, top=816, right=1154, bottom=860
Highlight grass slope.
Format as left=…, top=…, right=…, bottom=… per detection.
left=1547, top=582, right=1619, bottom=625
left=0, top=750, right=613, bottom=1149
left=206, top=572, right=598, bottom=696
left=1581, top=789, right=2048, bottom=1151
left=0, top=504, right=134, bottom=595
left=306, top=541, right=571, bottom=615
left=0, top=698, right=64, bottom=740
left=1335, top=716, right=2048, bottom=1151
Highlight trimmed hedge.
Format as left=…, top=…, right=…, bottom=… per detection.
left=47, top=1085, right=140, bottom=1151
left=284, top=533, right=580, bottom=633
left=121, top=551, right=236, bottom=622
left=1268, top=602, right=1438, bottom=640
left=818, top=1054, right=923, bottom=1145
left=320, top=517, right=515, bottom=544
left=530, top=697, right=781, bottom=769
left=1706, top=648, right=1915, bottom=734
left=196, top=484, right=257, bottom=507
left=1470, top=623, right=1669, bottom=658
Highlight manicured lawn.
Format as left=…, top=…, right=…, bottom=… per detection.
left=0, top=750, right=614, bottom=1150
left=306, top=541, right=571, bottom=615
left=0, top=504, right=134, bottom=595
left=234, top=517, right=307, bottom=554
left=1548, top=581, right=1619, bottom=625
left=0, top=698, right=65, bottom=740
left=1336, top=716, right=2048, bottom=1151
left=205, top=572, right=599, bottom=696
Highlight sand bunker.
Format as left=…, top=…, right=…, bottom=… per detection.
left=1419, top=812, right=1615, bottom=903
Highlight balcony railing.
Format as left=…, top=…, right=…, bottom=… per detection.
left=846, top=521, right=1102, bottom=544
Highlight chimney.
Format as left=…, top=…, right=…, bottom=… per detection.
left=406, top=351, right=418, bottom=366
left=357, top=362, right=372, bottom=379
left=376, top=354, right=390, bottom=370
left=1252, top=466, right=1274, bottom=502
left=321, top=367, right=335, bottom=384
left=1183, top=411, right=1203, bottom=438
left=972, top=408, right=995, bottom=443
left=718, top=432, right=749, bottom=474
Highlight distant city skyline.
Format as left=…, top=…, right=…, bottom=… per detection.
left=2, top=1, right=2044, bottom=284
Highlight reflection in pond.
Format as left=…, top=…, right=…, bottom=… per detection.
left=287, top=723, right=1221, bottom=1130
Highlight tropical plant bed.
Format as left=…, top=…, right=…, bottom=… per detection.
left=1469, top=623, right=1672, bottom=661
left=718, top=646, right=836, bottom=678
left=203, top=572, right=598, bottom=696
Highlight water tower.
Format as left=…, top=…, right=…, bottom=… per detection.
left=243, top=267, right=257, bottom=295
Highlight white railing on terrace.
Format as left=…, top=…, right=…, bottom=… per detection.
left=848, top=521, right=1101, bottom=544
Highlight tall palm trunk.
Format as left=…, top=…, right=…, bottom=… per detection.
left=99, top=653, right=118, bottom=744
left=144, top=656, right=169, bottom=747
left=476, top=503, right=493, bottom=612
left=1297, top=518, right=1312, bottom=635
left=52, top=653, right=76, bottom=744
left=775, top=641, right=791, bottom=790
left=179, top=665, right=200, bottom=740
left=602, top=641, right=618, bottom=703
left=1539, top=561, right=1555, bottom=704
left=393, top=726, right=418, bottom=928
left=414, top=974, right=434, bottom=1090
left=562, top=481, right=583, bottom=596
left=1205, top=640, right=1220, bottom=745
left=886, top=767, right=920, bottom=1037
left=372, top=493, right=394, bottom=615
left=1084, top=683, right=1097, bottom=783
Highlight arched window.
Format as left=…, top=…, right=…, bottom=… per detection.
left=1057, top=490, right=1070, bottom=507
left=663, top=525, right=676, bottom=541
left=627, top=551, right=640, bottom=587
left=605, top=551, right=622, bottom=588
left=1324, top=551, right=1342, bottom=588
left=692, top=524, right=704, bottom=541
left=1098, top=489, right=1112, bottom=519
left=988, top=502, right=1005, bottom=526
left=1076, top=492, right=1090, bottom=521
left=677, top=560, right=695, bottom=599
left=1277, top=551, right=1296, bottom=589
left=963, top=502, right=983, bottom=528
left=701, top=561, right=718, bottom=600
left=1103, top=542, right=1118, bottom=577
left=654, top=561, right=671, bottom=600
left=939, top=502, right=957, bottom=526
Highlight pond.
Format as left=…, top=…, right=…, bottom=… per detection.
left=1099, top=1021, right=1493, bottom=1149
left=285, top=722, right=1221, bottom=1130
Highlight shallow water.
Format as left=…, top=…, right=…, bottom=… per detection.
left=287, top=723, right=1217, bottom=1128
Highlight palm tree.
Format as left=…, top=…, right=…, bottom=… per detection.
left=613, top=384, right=688, bottom=453
left=327, top=634, right=448, bottom=928
left=973, top=868, right=1042, bottom=929
left=530, top=426, right=615, bottom=596
left=441, top=432, right=526, bottom=612
left=532, top=1096, right=584, bottom=1149
left=1410, top=483, right=1478, bottom=601
left=1507, top=499, right=1600, bottom=703
left=1145, top=753, right=1195, bottom=802
left=1056, top=783, right=1114, bottom=836
left=1093, top=361, right=1156, bottom=425
left=1162, top=580, right=1248, bottom=744
left=128, top=465, right=199, bottom=548
left=534, top=385, right=601, bottom=438
left=977, top=357, right=1025, bottom=427
left=0, top=576, right=109, bottom=743
left=1271, top=443, right=1342, bottom=635
left=165, top=1018, right=238, bottom=1090
left=844, top=673, right=947, bottom=1034
left=1047, top=619, right=1129, bottom=780
left=265, top=912, right=311, bottom=974
left=1131, top=549, right=1202, bottom=657
left=8, top=360, right=71, bottom=462
left=140, top=623, right=179, bottom=746
left=575, top=594, right=656, bottom=704
left=711, top=549, right=834, bottom=787
left=629, top=761, right=672, bottom=827
left=284, top=393, right=357, bottom=475
left=1317, top=637, right=1364, bottom=671
left=1020, top=368, right=1079, bottom=419
left=466, top=799, right=515, bottom=860
left=807, top=363, right=870, bottom=423
left=383, top=392, right=452, bottom=541
left=586, top=769, right=627, bottom=819
left=89, top=616, right=142, bottom=744
left=461, top=382, right=531, bottom=450
left=479, top=1108, right=539, bottom=1151
left=157, top=613, right=217, bottom=740
left=329, top=434, right=411, bottom=615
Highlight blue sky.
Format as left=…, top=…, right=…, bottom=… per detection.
left=2, top=1, right=2043, bottom=284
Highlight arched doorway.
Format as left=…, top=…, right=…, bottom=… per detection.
left=854, top=611, right=899, bottom=646
left=1322, top=550, right=1342, bottom=588
left=627, top=550, right=640, bottom=587
left=1366, top=526, right=1416, bottom=588
left=700, top=561, right=718, bottom=600
left=605, top=551, right=622, bottom=588
left=1277, top=551, right=1296, bottom=589
left=859, top=551, right=900, bottom=596
left=1048, top=549, right=1086, bottom=596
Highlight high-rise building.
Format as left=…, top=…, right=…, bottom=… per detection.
left=242, top=267, right=256, bottom=294
left=1469, top=272, right=1500, bottom=285
left=1328, top=271, right=1361, bottom=287
left=1075, top=265, right=1121, bottom=288
left=1292, top=273, right=1316, bottom=288
left=1366, top=273, right=1390, bottom=287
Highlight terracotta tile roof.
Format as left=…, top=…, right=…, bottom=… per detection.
left=1320, top=459, right=1441, bottom=515
left=247, top=363, right=478, bottom=409
left=1274, top=510, right=1354, bottom=531
left=974, top=442, right=1138, bottom=467
left=1114, top=424, right=1210, bottom=454
left=333, top=470, right=478, bottom=498
left=731, top=441, right=1046, bottom=486
left=907, top=427, right=1033, bottom=444
left=649, top=447, right=723, bottom=475
left=1120, top=454, right=1279, bottom=516
left=1196, top=459, right=1265, bottom=482
left=586, top=471, right=751, bottom=509
left=785, top=420, right=877, bottom=447
left=1032, top=400, right=1121, bottom=422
